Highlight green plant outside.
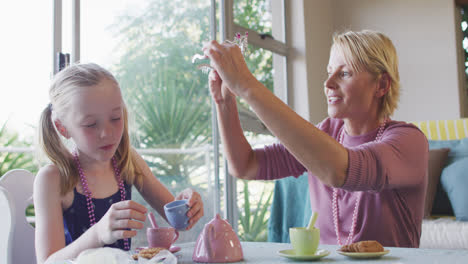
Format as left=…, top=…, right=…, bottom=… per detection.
left=238, top=180, right=273, bottom=242
left=0, top=122, right=36, bottom=177
left=111, top=0, right=275, bottom=242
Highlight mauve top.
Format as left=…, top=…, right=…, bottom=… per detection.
left=63, top=183, right=132, bottom=250
left=255, top=118, right=428, bottom=247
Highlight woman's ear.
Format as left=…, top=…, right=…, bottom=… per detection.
left=375, top=73, right=391, bottom=98
left=54, top=120, right=70, bottom=139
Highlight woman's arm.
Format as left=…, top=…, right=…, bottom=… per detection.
left=209, top=71, right=259, bottom=180
left=34, top=165, right=101, bottom=264
left=204, top=41, right=348, bottom=187
left=342, top=124, right=428, bottom=191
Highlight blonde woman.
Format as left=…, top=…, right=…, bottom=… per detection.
left=34, top=63, right=204, bottom=263
left=203, top=30, right=428, bottom=247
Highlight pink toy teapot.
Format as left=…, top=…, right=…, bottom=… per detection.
left=192, top=214, right=243, bottom=263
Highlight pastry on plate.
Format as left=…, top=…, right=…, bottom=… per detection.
left=132, top=247, right=165, bottom=260
left=339, top=240, right=384, bottom=252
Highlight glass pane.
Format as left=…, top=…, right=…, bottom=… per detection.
left=0, top=1, right=52, bottom=140
left=246, top=44, right=274, bottom=92
left=80, top=0, right=215, bottom=247
left=236, top=44, right=277, bottom=241
left=62, top=0, right=72, bottom=56
left=234, top=0, right=272, bottom=35
left=233, top=0, right=284, bottom=42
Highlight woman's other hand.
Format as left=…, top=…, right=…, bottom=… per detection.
left=175, top=188, right=204, bottom=230
left=203, top=40, right=258, bottom=98
left=93, top=200, right=147, bottom=246
left=209, top=70, right=235, bottom=104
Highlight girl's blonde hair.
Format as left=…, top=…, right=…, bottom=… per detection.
left=332, top=30, right=400, bottom=119
left=38, top=63, right=142, bottom=195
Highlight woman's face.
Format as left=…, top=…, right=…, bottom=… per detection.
left=63, top=78, right=124, bottom=163
left=324, top=47, right=380, bottom=121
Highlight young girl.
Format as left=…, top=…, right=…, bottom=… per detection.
left=34, top=63, right=204, bottom=263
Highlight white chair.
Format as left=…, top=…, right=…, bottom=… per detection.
left=0, top=169, right=36, bottom=264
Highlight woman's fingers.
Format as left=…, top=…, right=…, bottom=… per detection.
left=203, top=39, right=252, bottom=97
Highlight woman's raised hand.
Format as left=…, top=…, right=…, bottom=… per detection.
left=208, top=70, right=235, bottom=104
left=203, top=40, right=258, bottom=98
left=175, top=188, right=204, bottom=230
left=93, top=200, right=147, bottom=246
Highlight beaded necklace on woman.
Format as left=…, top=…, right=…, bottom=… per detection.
left=332, top=118, right=388, bottom=246
left=73, top=152, right=130, bottom=251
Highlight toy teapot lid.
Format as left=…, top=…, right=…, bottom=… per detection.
left=192, top=214, right=243, bottom=263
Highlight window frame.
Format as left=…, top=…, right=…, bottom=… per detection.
left=221, top=0, right=289, bottom=226
left=52, top=0, right=290, bottom=230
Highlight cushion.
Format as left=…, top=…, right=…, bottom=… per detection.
left=268, top=172, right=311, bottom=243
left=440, top=156, right=468, bottom=221
left=429, top=138, right=468, bottom=220
left=431, top=182, right=454, bottom=216
left=424, top=148, right=449, bottom=218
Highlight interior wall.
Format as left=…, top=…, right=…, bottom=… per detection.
left=292, top=0, right=467, bottom=122
left=332, top=0, right=465, bottom=121
left=287, top=0, right=333, bottom=123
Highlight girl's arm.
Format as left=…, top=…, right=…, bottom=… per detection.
left=34, top=165, right=101, bottom=264
left=132, top=149, right=204, bottom=229
left=34, top=165, right=148, bottom=264
left=132, top=149, right=175, bottom=221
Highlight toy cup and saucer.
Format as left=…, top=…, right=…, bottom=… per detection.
left=136, top=211, right=181, bottom=254
left=277, top=212, right=330, bottom=261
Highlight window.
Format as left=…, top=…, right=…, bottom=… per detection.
left=0, top=0, right=290, bottom=247
left=0, top=1, right=52, bottom=139
left=68, top=0, right=216, bottom=245
left=222, top=0, right=289, bottom=241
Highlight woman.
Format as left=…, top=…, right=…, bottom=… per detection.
left=202, top=30, right=428, bottom=247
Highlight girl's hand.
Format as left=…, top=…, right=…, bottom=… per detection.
left=208, top=70, right=235, bottom=105
left=93, top=200, right=147, bottom=246
left=175, top=188, right=204, bottom=230
left=202, top=40, right=258, bottom=98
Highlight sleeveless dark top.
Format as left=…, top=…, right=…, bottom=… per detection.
left=63, top=183, right=132, bottom=250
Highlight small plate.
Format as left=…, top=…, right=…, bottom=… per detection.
left=337, top=250, right=390, bottom=259
left=277, top=249, right=330, bottom=260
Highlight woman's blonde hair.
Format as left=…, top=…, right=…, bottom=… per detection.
left=38, top=63, right=143, bottom=195
left=332, top=30, right=400, bottom=119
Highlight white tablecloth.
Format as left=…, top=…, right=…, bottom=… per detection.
left=173, top=241, right=468, bottom=264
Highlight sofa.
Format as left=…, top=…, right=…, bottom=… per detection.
left=413, top=118, right=468, bottom=249
left=268, top=118, right=468, bottom=249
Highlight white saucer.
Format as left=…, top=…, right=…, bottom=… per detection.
left=277, top=249, right=330, bottom=260
left=337, top=249, right=390, bottom=259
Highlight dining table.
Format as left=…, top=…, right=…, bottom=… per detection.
left=172, top=241, right=468, bottom=264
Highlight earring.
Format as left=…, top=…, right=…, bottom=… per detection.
left=61, top=128, right=68, bottom=137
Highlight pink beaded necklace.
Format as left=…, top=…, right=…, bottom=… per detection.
left=73, top=152, right=130, bottom=250
left=332, top=119, right=387, bottom=246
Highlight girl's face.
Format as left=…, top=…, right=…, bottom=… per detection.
left=324, top=47, right=380, bottom=121
left=64, top=78, right=125, bottom=162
